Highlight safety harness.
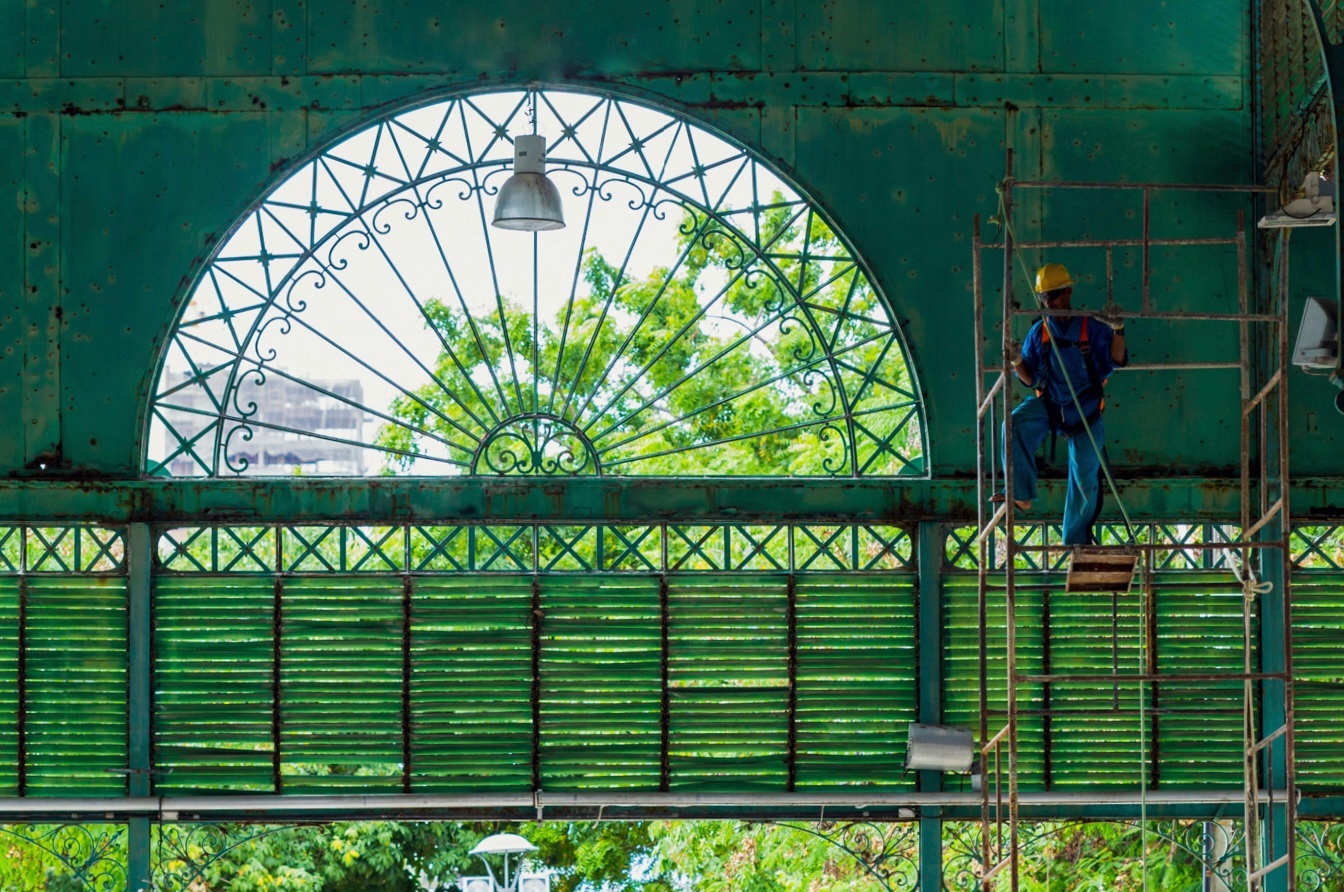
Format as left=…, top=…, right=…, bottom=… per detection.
left=1036, top=317, right=1106, bottom=440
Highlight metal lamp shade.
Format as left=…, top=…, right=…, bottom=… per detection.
left=492, top=134, right=566, bottom=231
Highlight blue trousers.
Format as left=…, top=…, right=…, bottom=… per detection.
left=1001, top=397, right=1104, bottom=546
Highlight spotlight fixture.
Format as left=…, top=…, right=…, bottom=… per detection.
left=1259, top=171, right=1336, bottom=228
left=905, top=723, right=976, bottom=773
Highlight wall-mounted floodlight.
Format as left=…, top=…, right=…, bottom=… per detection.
left=1259, top=172, right=1336, bottom=228
left=905, top=723, right=975, bottom=773
left=1293, top=296, right=1338, bottom=370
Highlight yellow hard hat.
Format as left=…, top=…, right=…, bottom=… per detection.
left=1035, top=263, right=1074, bottom=294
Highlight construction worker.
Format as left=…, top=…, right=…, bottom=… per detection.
left=995, top=262, right=1128, bottom=546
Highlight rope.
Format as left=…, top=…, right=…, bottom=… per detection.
left=993, top=182, right=1138, bottom=544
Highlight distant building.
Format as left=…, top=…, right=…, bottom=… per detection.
left=167, top=374, right=373, bottom=476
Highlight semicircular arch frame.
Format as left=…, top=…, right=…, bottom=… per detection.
left=145, top=86, right=927, bottom=479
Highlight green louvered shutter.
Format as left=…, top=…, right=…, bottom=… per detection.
left=794, top=575, right=915, bottom=789
left=0, top=579, right=17, bottom=794
left=667, top=574, right=789, bottom=790
left=25, top=577, right=128, bottom=794
left=154, top=577, right=276, bottom=792
left=411, top=576, right=535, bottom=792
left=1152, top=578, right=1245, bottom=788
left=1047, top=587, right=1148, bottom=788
left=943, top=574, right=1047, bottom=791
left=1293, top=571, right=1344, bottom=788
left=540, top=575, right=663, bottom=790
left=280, top=577, right=404, bottom=791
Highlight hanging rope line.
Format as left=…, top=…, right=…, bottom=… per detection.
left=992, top=182, right=1138, bottom=545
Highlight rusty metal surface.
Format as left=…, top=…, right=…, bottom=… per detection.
left=0, top=474, right=1296, bottom=524
left=0, top=0, right=1279, bottom=489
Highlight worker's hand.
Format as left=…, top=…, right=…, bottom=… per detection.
left=1098, top=308, right=1126, bottom=332
left=1006, top=339, right=1023, bottom=366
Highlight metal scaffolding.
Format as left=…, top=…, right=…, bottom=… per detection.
left=971, top=150, right=1296, bottom=890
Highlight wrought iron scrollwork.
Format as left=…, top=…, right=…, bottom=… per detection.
left=1296, top=822, right=1344, bottom=892
left=773, top=820, right=919, bottom=891
left=0, top=823, right=127, bottom=892
left=152, top=823, right=292, bottom=892
left=1141, top=820, right=1246, bottom=890
left=474, top=414, right=600, bottom=475
left=148, top=88, right=925, bottom=480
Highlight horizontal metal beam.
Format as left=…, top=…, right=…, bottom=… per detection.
left=1, top=476, right=1343, bottom=524
left=0, top=73, right=1245, bottom=115
left=0, top=790, right=1334, bottom=823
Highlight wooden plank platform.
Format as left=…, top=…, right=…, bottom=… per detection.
left=1065, top=546, right=1140, bottom=592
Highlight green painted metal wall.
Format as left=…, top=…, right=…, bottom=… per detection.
left=0, top=0, right=1301, bottom=491
left=0, top=0, right=1327, bottom=808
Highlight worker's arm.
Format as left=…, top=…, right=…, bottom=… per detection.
left=1098, top=310, right=1128, bottom=366
left=1109, top=327, right=1127, bottom=365
left=1007, top=339, right=1035, bottom=386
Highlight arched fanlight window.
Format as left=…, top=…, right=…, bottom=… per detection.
left=146, top=88, right=925, bottom=477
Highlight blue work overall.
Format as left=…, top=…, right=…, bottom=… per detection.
left=1002, top=317, right=1122, bottom=546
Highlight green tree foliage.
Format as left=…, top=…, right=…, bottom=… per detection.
left=652, top=821, right=911, bottom=892
left=189, top=820, right=672, bottom=892
left=377, top=206, right=920, bottom=477
left=12, top=818, right=1341, bottom=890
left=187, top=822, right=465, bottom=892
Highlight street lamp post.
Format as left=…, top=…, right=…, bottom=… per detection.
left=457, top=832, right=551, bottom=892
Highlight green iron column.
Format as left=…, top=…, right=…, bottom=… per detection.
left=917, top=521, right=944, bottom=892
left=1259, top=536, right=1289, bottom=892
left=128, top=523, right=152, bottom=891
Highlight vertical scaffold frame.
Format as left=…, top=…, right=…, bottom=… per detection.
left=971, top=149, right=1295, bottom=891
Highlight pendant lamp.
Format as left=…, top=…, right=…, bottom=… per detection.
left=492, top=133, right=566, bottom=231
